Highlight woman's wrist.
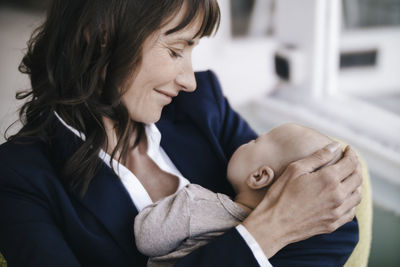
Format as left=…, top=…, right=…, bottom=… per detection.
left=241, top=208, right=289, bottom=258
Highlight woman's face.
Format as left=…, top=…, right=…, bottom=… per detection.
left=122, top=9, right=201, bottom=124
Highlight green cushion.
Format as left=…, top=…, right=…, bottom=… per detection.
left=344, top=155, right=373, bottom=267
left=0, top=252, right=6, bottom=267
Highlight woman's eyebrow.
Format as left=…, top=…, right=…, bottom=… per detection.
left=171, top=38, right=196, bottom=46
left=164, top=33, right=199, bottom=46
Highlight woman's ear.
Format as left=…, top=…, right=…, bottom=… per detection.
left=246, top=165, right=275, bottom=189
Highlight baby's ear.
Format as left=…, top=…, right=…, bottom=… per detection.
left=246, top=165, right=275, bottom=189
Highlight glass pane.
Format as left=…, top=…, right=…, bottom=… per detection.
left=231, top=0, right=255, bottom=36
left=230, top=0, right=275, bottom=37
left=340, top=0, right=400, bottom=117
left=343, top=0, right=400, bottom=28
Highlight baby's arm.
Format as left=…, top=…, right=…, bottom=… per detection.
left=134, top=188, right=191, bottom=257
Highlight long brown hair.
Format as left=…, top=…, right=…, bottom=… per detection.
left=9, top=0, right=220, bottom=195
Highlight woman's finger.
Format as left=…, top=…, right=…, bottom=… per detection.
left=333, top=186, right=362, bottom=220
left=328, top=207, right=357, bottom=233
left=319, top=146, right=358, bottom=184
left=339, top=166, right=363, bottom=197
left=261, top=143, right=342, bottom=205
left=290, top=142, right=342, bottom=174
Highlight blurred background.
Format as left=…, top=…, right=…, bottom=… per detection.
left=0, top=0, right=399, bottom=266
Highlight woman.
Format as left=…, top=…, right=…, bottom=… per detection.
left=0, top=0, right=362, bottom=266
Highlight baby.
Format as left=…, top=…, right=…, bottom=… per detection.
left=134, top=123, right=342, bottom=267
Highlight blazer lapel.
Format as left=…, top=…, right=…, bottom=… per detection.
left=157, top=96, right=234, bottom=197
left=79, top=164, right=138, bottom=260
left=49, top=116, right=138, bottom=260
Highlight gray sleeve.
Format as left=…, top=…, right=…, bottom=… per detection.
left=134, top=189, right=191, bottom=257
left=147, top=185, right=249, bottom=267
left=186, top=186, right=247, bottom=237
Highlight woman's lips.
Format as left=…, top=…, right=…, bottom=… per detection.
left=155, top=89, right=177, bottom=98
left=154, top=89, right=176, bottom=104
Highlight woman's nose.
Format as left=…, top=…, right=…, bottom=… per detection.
left=175, top=59, right=197, bottom=92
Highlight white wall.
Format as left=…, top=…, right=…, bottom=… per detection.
left=193, top=37, right=278, bottom=105
left=192, top=0, right=278, bottom=105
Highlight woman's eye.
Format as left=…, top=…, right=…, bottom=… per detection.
left=169, top=49, right=183, bottom=58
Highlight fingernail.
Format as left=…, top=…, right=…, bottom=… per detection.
left=327, top=142, right=341, bottom=153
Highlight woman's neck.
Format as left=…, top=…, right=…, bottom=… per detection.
left=102, top=117, right=146, bottom=157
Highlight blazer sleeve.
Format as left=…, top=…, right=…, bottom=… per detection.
left=0, top=162, right=80, bottom=267
left=206, top=70, right=359, bottom=266
left=176, top=70, right=358, bottom=266
left=269, top=218, right=359, bottom=267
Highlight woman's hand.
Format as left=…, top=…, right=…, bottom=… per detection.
left=242, top=142, right=362, bottom=258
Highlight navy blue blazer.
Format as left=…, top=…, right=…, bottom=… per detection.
left=0, top=70, right=358, bottom=266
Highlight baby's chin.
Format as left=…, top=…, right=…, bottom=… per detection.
left=226, top=173, right=245, bottom=193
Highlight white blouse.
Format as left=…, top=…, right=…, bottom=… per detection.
left=55, top=112, right=272, bottom=267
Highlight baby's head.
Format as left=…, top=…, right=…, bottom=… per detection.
left=227, top=123, right=338, bottom=208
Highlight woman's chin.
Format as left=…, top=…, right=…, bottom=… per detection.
left=133, top=110, right=163, bottom=124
